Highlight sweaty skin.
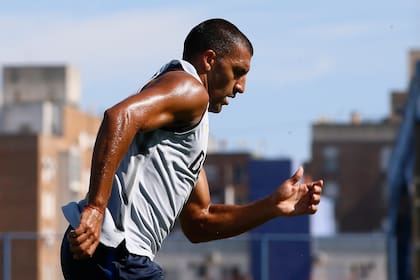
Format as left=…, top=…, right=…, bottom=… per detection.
left=69, top=71, right=208, bottom=259
left=68, top=42, right=323, bottom=259
left=179, top=166, right=322, bottom=243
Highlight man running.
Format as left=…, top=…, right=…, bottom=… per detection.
left=60, top=18, right=323, bottom=279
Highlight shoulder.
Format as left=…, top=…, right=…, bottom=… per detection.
left=104, top=69, right=208, bottom=132
left=146, top=70, right=209, bottom=123
left=147, top=70, right=206, bottom=100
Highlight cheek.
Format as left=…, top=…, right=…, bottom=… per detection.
left=208, top=90, right=224, bottom=106
left=213, top=71, right=231, bottom=90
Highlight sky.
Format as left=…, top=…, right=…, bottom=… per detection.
left=0, top=0, right=419, bottom=166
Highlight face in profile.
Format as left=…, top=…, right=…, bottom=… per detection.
left=207, top=44, right=252, bottom=113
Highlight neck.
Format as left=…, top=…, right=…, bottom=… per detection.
left=198, top=73, right=208, bottom=91
left=187, top=58, right=208, bottom=91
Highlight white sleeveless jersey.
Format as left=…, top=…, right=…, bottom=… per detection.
left=62, top=60, right=209, bottom=260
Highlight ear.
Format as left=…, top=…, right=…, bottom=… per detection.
left=202, top=50, right=216, bottom=72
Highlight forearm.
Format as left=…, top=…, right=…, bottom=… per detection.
left=181, top=167, right=323, bottom=243
left=185, top=196, right=277, bottom=242
left=87, top=109, right=134, bottom=209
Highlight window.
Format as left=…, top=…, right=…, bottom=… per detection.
left=41, top=157, right=56, bottom=183
left=14, top=90, right=21, bottom=102
left=324, top=181, right=339, bottom=199
left=68, top=148, right=81, bottom=192
left=9, top=69, right=20, bottom=83
left=18, top=123, right=32, bottom=133
left=380, top=146, right=391, bottom=172
left=323, top=146, right=338, bottom=174
left=43, top=264, right=56, bottom=280
left=232, top=164, right=246, bottom=184
left=41, top=191, right=56, bottom=220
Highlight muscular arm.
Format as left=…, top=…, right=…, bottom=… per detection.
left=69, top=71, right=208, bottom=258
left=179, top=167, right=323, bottom=243
left=88, top=72, right=207, bottom=210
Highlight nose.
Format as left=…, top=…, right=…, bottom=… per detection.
left=234, top=76, right=246, bottom=94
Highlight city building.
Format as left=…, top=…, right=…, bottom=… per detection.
left=306, top=51, right=419, bottom=235
left=0, top=65, right=100, bottom=280
left=307, top=49, right=420, bottom=279
left=307, top=109, right=400, bottom=233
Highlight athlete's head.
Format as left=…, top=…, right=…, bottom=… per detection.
left=183, top=19, right=253, bottom=113
left=183, top=18, right=253, bottom=61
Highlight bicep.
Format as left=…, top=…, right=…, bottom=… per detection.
left=187, top=169, right=211, bottom=210
left=179, top=170, right=211, bottom=234
left=114, top=72, right=207, bottom=132
left=107, top=89, right=174, bottom=133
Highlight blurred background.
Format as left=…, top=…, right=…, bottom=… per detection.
left=0, top=1, right=419, bottom=279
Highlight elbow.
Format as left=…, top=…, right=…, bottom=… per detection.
left=103, top=106, right=126, bottom=125
left=180, top=216, right=211, bottom=243
left=101, top=108, right=118, bottom=131
left=180, top=204, right=215, bottom=243
left=186, top=235, right=204, bottom=244
left=181, top=224, right=208, bottom=244
left=102, top=106, right=132, bottom=133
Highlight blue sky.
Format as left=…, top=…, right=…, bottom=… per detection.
left=0, top=1, right=419, bottom=165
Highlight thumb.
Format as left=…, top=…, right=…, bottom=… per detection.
left=289, top=166, right=304, bottom=184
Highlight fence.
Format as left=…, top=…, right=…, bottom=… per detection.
left=157, top=232, right=394, bottom=280
left=0, top=232, right=394, bottom=280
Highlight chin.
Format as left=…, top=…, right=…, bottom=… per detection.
left=208, top=104, right=223, bottom=113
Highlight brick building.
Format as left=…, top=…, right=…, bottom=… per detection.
left=306, top=50, right=417, bottom=236
left=308, top=117, right=400, bottom=233
left=0, top=66, right=100, bottom=280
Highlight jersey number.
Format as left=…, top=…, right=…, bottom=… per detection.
left=188, top=151, right=205, bottom=175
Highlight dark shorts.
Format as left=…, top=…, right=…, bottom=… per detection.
left=60, top=226, right=164, bottom=280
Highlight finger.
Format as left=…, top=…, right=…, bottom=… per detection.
left=86, top=240, right=100, bottom=257
left=74, top=238, right=99, bottom=259
left=312, top=185, right=322, bottom=194
left=72, top=224, right=88, bottom=236
left=307, top=180, right=323, bottom=189
left=69, top=231, right=89, bottom=246
left=68, top=231, right=83, bottom=255
left=313, top=179, right=323, bottom=187
left=70, top=235, right=96, bottom=257
left=69, top=235, right=89, bottom=252
left=69, top=229, right=84, bottom=241
left=289, top=166, right=304, bottom=184
left=69, top=237, right=95, bottom=259
left=311, top=194, right=321, bottom=204
left=308, top=204, right=317, bottom=214
left=69, top=241, right=84, bottom=256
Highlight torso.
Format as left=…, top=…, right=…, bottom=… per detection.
left=105, top=60, right=209, bottom=259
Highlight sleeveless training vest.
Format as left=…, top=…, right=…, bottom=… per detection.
left=62, top=59, right=209, bottom=260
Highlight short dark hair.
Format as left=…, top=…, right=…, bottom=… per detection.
left=182, top=18, right=253, bottom=61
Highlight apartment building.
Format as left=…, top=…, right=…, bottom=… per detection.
left=0, top=65, right=100, bottom=280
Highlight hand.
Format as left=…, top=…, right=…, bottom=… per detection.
left=271, top=167, right=323, bottom=217
left=68, top=205, right=104, bottom=259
